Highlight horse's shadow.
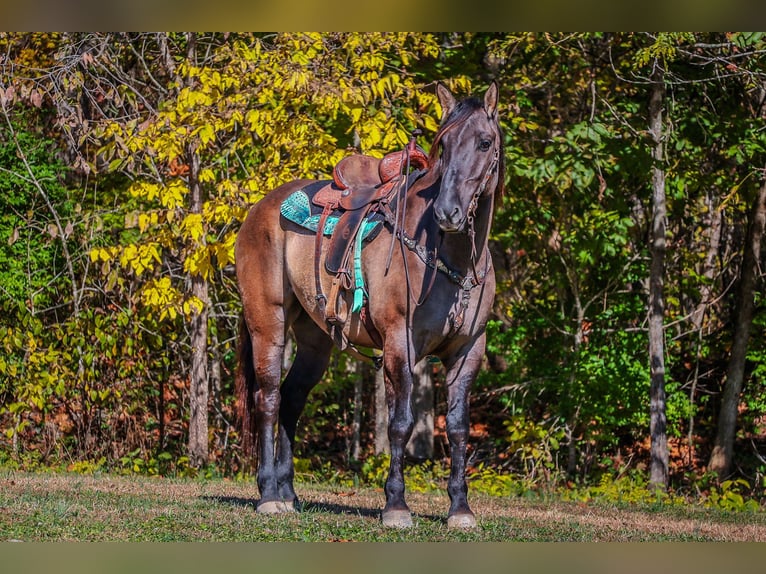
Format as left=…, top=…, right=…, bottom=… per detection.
left=204, top=495, right=443, bottom=524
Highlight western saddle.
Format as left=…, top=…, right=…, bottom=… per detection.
left=312, top=137, right=430, bottom=352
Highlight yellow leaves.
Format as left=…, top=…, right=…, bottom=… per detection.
left=218, top=178, right=239, bottom=196
left=349, top=106, right=364, bottom=124
left=89, top=245, right=119, bottom=264
left=447, top=75, right=472, bottom=93
left=290, top=51, right=312, bottom=66
left=119, top=242, right=162, bottom=276
left=181, top=213, right=204, bottom=242
left=213, top=231, right=237, bottom=268
left=422, top=115, right=439, bottom=133
left=138, top=212, right=160, bottom=233
left=184, top=245, right=212, bottom=280
left=417, top=91, right=439, bottom=114
left=513, top=117, right=540, bottom=133
left=355, top=109, right=413, bottom=155
left=183, top=296, right=205, bottom=316
left=395, top=127, right=410, bottom=147
left=140, top=278, right=205, bottom=321
left=201, top=200, right=233, bottom=225
left=351, top=47, right=386, bottom=74
left=141, top=277, right=178, bottom=312
left=91, top=32, right=451, bottom=327
left=130, top=181, right=160, bottom=202
left=198, top=168, right=216, bottom=183
left=131, top=179, right=186, bottom=209
left=176, top=86, right=213, bottom=115
left=246, top=109, right=265, bottom=139
left=160, top=180, right=186, bottom=209
left=367, top=124, right=382, bottom=147
left=138, top=278, right=175, bottom=321
left=197, top=123, right=215, bottom=147
left=371, top=74, right=401, bottom=100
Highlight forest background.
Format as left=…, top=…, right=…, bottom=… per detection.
left=1, top=32, right=765, bottom=504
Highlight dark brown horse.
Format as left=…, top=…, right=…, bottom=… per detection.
left=235, top=82, right=504, bottom=528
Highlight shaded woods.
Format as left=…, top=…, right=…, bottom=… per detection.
left=1, top=33, right=765, bottom=498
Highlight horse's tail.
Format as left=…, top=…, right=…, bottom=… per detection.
left=235, top=316, right=257, bottom=466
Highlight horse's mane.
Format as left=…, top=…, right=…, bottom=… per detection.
left=422, top=96, right=505, bottom=208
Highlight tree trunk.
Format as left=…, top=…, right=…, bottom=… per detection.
left=687, top=188, right=723, bottom=467
left=690, top=190, right=723, bottom=332
left=374, top=366, right=389, bottom=454
left=648, top=68, right=669, bottom=490
left=708, top=173, right=766, bottom=478
left=406, top=359, right=434, bottom=460
left=187, top=138, right=209, bottom=469
left=184, top=32, right=209, bottom=469
left=350, top=361, right=364, bottom=461
left=209, top=309, right=225, bottom=451
left=374, top=358, right=433, bottom=458
left=188, top=280, right=209, bottom=468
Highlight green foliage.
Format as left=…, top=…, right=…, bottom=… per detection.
left=117, top=450, right=191, bottom=477
left=467, top=464, right=533, bottom=498
left=560, top=472, right=686, bottom=507
left=359, top=453, right=448, bottom=493
left=500, top=415, right=565, bottom=479
left=0, top=113, right=72, bottom=309
left=704, top=479, right=762, bottom=512
left=633, top=32, right=696, bottom=68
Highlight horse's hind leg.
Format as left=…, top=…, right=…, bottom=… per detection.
left=245, top=316, right=290, bottom=514
left=273, top=313, right=333, bottom=506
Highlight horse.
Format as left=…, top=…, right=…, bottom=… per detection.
left=235, top=82, right=504, bottom=528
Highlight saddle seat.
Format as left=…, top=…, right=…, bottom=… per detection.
left=313, top=144, right=429, bottom=212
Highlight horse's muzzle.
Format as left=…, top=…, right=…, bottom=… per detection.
left=434, top=204, right=466, bottom=233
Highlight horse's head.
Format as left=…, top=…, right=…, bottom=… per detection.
left=431, top=82, right=503, bottom=233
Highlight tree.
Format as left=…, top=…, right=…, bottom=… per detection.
left=647, top=62, right=669, bottom=489
left=708, top=174, right=766, bottom=477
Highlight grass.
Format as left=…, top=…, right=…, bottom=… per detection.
left=1, top=469, right=765, bottom=541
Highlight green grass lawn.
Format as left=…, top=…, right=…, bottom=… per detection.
left=1, top=469, right=765, bottom=542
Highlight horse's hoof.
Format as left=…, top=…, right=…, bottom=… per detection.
left=257, top=500, right=296, bottom=514
left=447, top=513, right=477, bottom=529
left=381, top=509, right=413, bottom=528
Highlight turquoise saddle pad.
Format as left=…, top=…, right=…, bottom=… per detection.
left=280, top=186, right=382, bottom=240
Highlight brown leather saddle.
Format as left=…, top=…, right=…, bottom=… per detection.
left=313, top=140, right=429, bottom=350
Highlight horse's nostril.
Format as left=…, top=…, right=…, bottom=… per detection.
left=434, top=203, right=464, bottom=231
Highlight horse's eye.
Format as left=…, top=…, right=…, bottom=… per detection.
left=479, top=139, right=491, bottom=152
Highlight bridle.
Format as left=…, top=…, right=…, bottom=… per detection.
left=465, top=140, right=501, bottom=282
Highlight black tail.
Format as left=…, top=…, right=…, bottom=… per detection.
left=235, top=316, right=257, bottom=467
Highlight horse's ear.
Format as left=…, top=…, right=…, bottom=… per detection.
left=436, top=82, right=456, bottom=121
left=484, top=81, right=499, bottom=120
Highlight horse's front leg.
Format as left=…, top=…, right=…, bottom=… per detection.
left=441, top=333, right=486, bottom=528
left=381, top=337, right=416, bottom=528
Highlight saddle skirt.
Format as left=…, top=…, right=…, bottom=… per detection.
left=279, top=181, right=384, bottom=243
